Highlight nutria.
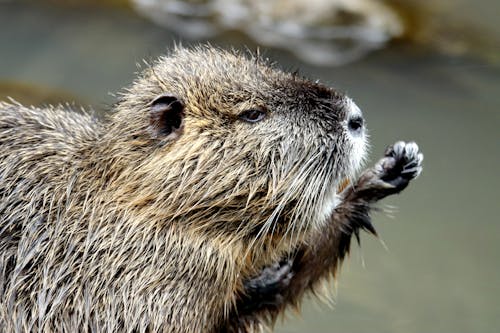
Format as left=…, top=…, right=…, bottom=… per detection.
left=0, top=46, right=423, bottom=333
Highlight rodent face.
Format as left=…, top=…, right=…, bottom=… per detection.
left=116, top=47, right=367, bottom=237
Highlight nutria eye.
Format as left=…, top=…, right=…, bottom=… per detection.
left=240, top=108, right=266, bottom=123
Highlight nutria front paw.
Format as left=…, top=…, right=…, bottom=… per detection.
left=377, top=141, right=423, bottom=186
left=240, top=259, right=294, bottom=311
left=354, top=141, right=423, bottom=202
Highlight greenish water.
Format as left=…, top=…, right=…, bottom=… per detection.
left=1, top=1, right=499, bottom=332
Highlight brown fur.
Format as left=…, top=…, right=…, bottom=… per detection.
left=0, top=46, right=422, bottom=332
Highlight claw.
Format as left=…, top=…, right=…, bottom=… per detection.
left=404, top=142, right=419, bottom=158
left=392, top=141, right=406, bottom=157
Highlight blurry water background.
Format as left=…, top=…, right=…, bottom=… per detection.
left=0, top=0, right=498, bottom=332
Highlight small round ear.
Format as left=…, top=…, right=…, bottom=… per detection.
left=149, top=93, right=185, bottom=139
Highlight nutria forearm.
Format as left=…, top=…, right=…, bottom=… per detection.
left=230, top=141, right=423, bottom=330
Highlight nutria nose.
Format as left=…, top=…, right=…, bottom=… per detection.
left=348, top=115, right=364, bottom=135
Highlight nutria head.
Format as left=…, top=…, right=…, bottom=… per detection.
left=105, top=46, right=367, bottom=244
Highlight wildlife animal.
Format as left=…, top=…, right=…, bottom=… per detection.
left=0, top=46, right=423, bottom=332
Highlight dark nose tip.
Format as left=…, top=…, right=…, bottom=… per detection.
left=348, top=115, right=364, bottom=134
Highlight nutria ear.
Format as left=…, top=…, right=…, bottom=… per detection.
left=149, top=93, right=185, bottom=139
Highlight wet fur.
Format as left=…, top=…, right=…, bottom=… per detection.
left=0, top=46, right=422, bottom=332
left=227, top=141, right=423, bottom=332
